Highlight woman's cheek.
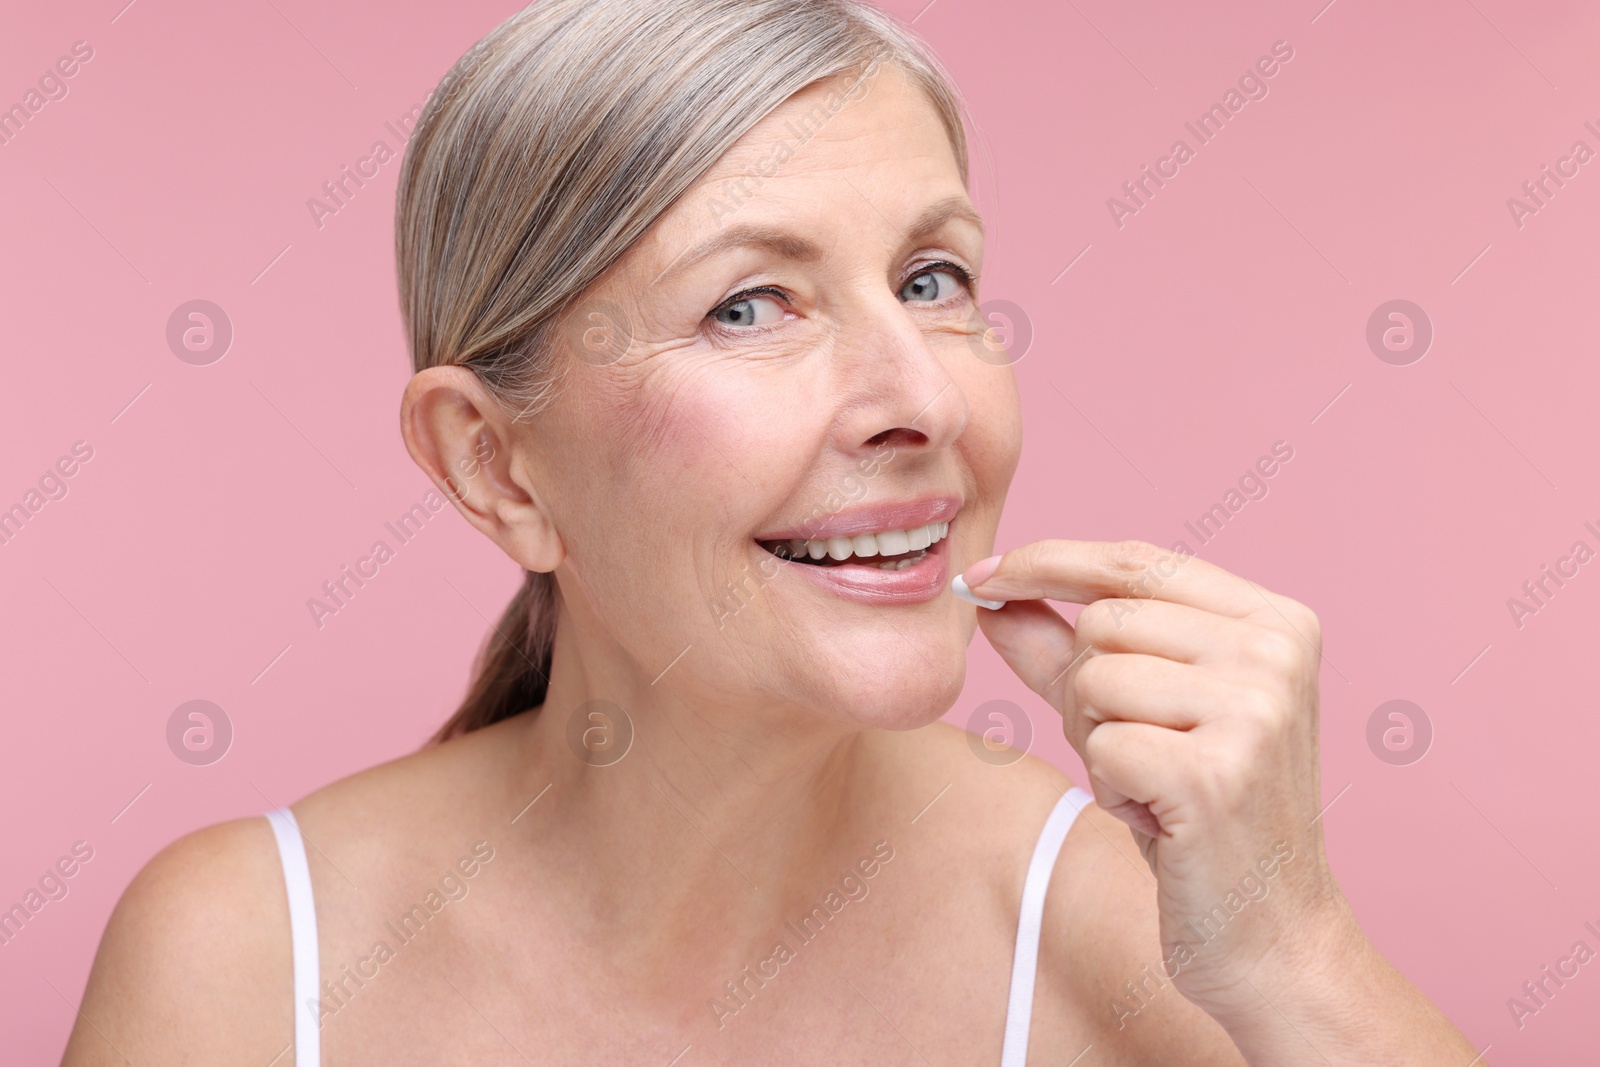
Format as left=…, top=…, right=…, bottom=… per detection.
left=588, top=356, right=732, bottom=472
left=997, top=369, right=1024, bottom=462
left=600, top=369, right=800, bottom=558
left=940, top=337, right=1017, bottom=438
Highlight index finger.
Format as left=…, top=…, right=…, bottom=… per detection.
left=963, top=539, right=1264, bottom=619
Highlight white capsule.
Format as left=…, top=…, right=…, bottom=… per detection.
left=950, top=575, right=1005, bottom=610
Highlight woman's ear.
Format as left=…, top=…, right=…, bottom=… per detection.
left=399, top=365, right=564, bottom=573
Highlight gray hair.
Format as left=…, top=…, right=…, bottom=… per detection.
left=395, top=0, right=972, bottom=742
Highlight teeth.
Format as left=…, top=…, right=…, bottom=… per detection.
left=771, top=521, right=951, bottom=564
left=876, top=529, right=911, bottom=555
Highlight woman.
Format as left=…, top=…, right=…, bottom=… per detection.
left=63, top=0, right=1478, bottom=1062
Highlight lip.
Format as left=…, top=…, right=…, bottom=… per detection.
left=751, top=492, right=960, bottom=607
left=753, top=493, right=960, bottom=542
left=770, top=528, right=952, bottom=605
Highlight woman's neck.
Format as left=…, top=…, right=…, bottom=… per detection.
left=504, top=634, right=899, bottom=984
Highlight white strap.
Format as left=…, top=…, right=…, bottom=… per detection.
left=999, top=785, right=1093, bottom=1067
left=265, top=807, right=321, bottom=1067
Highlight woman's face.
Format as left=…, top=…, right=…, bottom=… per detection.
left=524, top=62, right=1023, bottom=730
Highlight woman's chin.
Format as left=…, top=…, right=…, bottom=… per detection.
left=810, top=654, right=968, bottom=733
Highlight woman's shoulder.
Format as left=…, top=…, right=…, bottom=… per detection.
left=285, top=713, right=523, bottom=877
left=62, top=813, right=294, bottom=1064
left=946, top=727, right=1246, bottom=1062
left=907, top=719, right=1078, bottom=827
left=894, top=720, right=1082, bottom=904
left=63, top=718, right=511, bottom=1064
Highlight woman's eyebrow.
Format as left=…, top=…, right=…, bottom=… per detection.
left=659, top=194, right=984, bottom=281
left=669, top=226, right=824, bottom=278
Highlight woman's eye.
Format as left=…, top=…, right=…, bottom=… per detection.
left=900, top=268, right=967, bottom=304
left=711, top=292, right=785, bottom=328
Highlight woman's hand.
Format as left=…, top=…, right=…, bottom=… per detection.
left=961, top=539, right=1352, bottom=1023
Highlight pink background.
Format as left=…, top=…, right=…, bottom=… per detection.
left=3, top=0, right=1596, bottom=1061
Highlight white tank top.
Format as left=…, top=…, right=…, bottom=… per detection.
left=266, top=784, right=1093, bottom=1066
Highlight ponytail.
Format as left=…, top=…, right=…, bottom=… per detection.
left=425, top=569, right=558, bottom=744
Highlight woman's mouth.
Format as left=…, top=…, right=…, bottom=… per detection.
left=749, top=494, right=959, bottom=605
left=757, top=521, right=950, bottom=571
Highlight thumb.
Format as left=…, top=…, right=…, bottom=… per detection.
left=972, top=598, right=1078, bottom=714
left=974, top=601, right=1145, bottom=830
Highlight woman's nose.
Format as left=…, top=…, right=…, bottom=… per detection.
left=835, top=302, right=970, bottom=457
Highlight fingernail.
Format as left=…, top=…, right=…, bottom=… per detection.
left=963, top=555, right=1003, bottom=589
left=951, top=574, right=1005, bottom=610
